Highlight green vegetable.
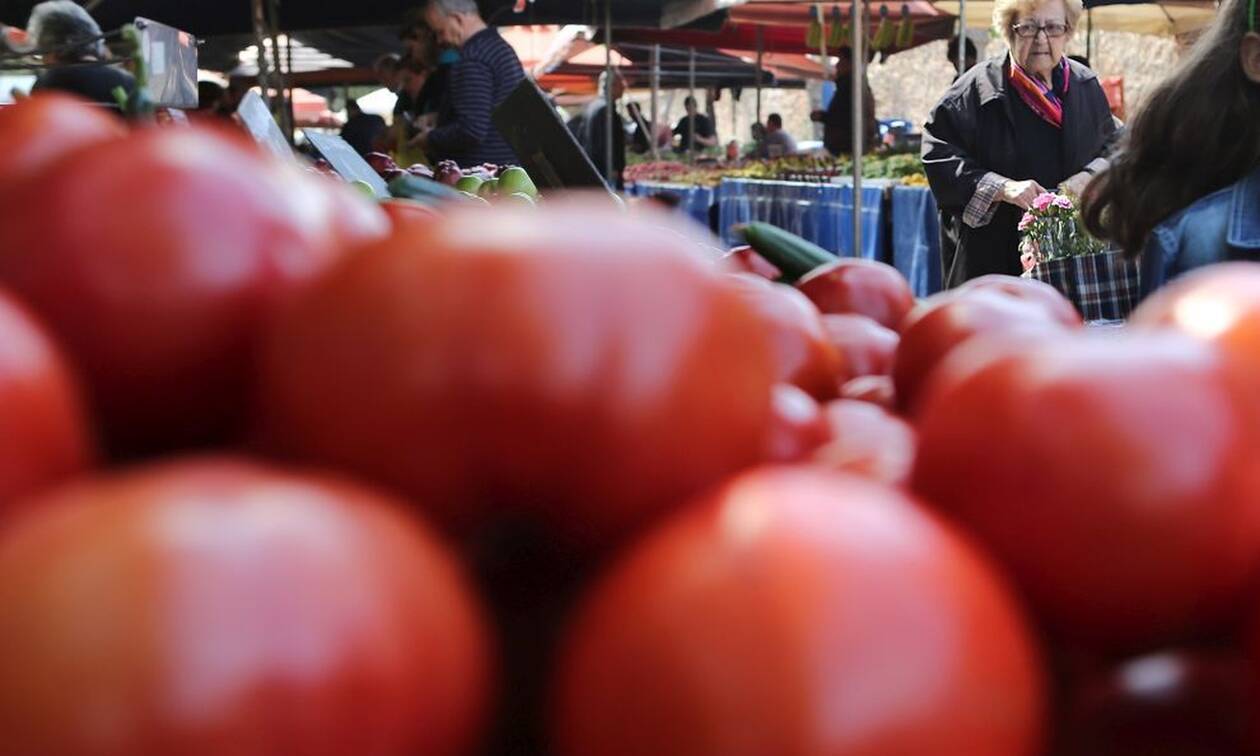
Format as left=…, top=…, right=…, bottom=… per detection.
left=738, top=222, right=837, bottom=284
left=388, top=174, right=467, bottom=204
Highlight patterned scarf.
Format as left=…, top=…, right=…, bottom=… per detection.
left=1008, top=56, right=1070, bottom=129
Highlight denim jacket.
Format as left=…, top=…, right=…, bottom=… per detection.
left=1141, top=167, right=1260, bottom=297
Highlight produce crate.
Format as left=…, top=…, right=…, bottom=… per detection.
left=1023, top=249, right=1141, bottom=322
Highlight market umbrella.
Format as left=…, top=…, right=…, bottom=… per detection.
left=930, top=0, right=1216, bottom=35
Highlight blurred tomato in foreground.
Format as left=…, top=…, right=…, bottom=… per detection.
left=820, top=313, right=900, bottom=383
left=795, top=257, right=915, bottom=330
left=0, top=457, right=490, bottom=756
left=257, top=200, right=776, bottom=547
left=0, top=289, right=94, bottom=507
left=957, top=274, right=1083, bottom=328
left=812, top=399, right=916, bottom=486
left=728, top=275, right=841, bottom=399
left=0, top=126, right=388, bottom=456
left=894, top=287, right=1081, bottom=416
left=1131, top=263, right=1260, bottom=418
left=763, top=384, right=829, bottom=463
left=913, top=333, right=1260, bottom=650
left=1055, top=650, right=1253, bottom=756
left=553, top=468, right=1044, bottom=756
left=724, top=245, right=781, bottom=281
left=0, top=94, right=124, bottom=189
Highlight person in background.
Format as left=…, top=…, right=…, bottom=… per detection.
left=948, top=34, right=980, bottom=79
left=626, top=101, right=651, bottom=154
left=672, top=95, right=718, bottom=153
left=196, top=80, right=225, bottom=114
left=341, top=100, right=388, bottom=156
left=578, top=71, right=627, bottom=189
left=811, top=48, right=878, bottom=157
left=760, top=112, right=797, bottom=158
left=373, top=53, right=408, bottom=123
left=217, top=76, right=251, bottom=117
left=416, top=0, right=524, bottom=168
left=27, top=1, right=135, bottom=109
left=1082, top=0, right=1260, bottom=296
left=921, top=0, right=1118, bottom=286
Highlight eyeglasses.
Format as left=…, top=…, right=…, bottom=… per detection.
left=1011, top=21, right=1069, bottom=38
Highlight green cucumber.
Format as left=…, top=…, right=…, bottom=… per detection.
left=737, top=222, right=837, bottom=284
left=388, top=174, right=467, bottom=203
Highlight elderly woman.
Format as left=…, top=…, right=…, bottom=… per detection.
left=922, top=0, right=1118, bottom=287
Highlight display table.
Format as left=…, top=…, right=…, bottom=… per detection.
left=716, top=179, right=888, bottom=261
left=624, top=182, right=715, bottom=228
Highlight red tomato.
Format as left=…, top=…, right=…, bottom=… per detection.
left=1056, top=650, right=1252, bottom=756
left=0, top=94, right=124, bottom=188
left=812, top=399, right=916, bottom=486
left=728, top=274, right=841, bottom=399
left=724, top=245, right=781, bottom=281
left=839, top=374, right=897, bottom=410
left=795, top=258, right=915, bottom=330
left=553, top=467, right=1045, bottom=756
left=763, top=384, right=829, bottom=463
left=913, top=333, right=1260, bottom=649
left=893, top=287, right=1080, bottom=416
left=0, top=289, right=94, bottom=506
left=0, top=457, right=491, bottom=756
left=1130, top=263, right=1260, bottom=417
left=380, top=198, right=441, bottom=230
left=256, top=200, right=777, bottom=546
left=0, top=126, right=388, bottom=455
left=820, top=313, right=899, bottom=382
left=958, top=274, right=1083, bottom=328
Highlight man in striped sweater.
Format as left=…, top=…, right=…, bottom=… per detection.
left=418, top=0, right=525, bottom=168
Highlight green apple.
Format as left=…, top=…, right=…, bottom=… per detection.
left=455, top=175, right=485, bottom=194
left=497, top=166, right=538, bottom=199
left=477, top=178, right=500, bottom=198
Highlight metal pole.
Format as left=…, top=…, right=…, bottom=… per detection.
left=755, top=26, right=764, bottom=126
left=1086, top=8, right=1093, bottom=61
left=650, top=44, right=660, bottom=161
left=265, top=0, right=290, bottom=142
left=688, top=45, right=696, bottom=162
left=250, top=0, right=273, bottom=113
left=851, top=0, right=864, bottom=258
left=958, top=0, right=967, bottom=73
left=286, top=32, right=295, bottom=141
left=604, top=0, right=614, bottom=186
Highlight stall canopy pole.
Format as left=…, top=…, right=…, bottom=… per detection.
left=650, top=44, right=660, bottom=161
left=958, top=0, right=967, bottom=73
left=688, top=46, right=696, bottom=162
left=851, top=0, right=864, bottom=258
left=604, top=0, right=614, bottom=185
left=250, top=0, right=274, bottom=113
left=265, top=0, right=291, bottom=143
left=755, top=25, right=764, bottom=125
left=1087, top=8, right=1093, bottom=61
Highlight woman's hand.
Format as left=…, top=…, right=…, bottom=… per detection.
left=1001, top=179, right=1047, bottom=210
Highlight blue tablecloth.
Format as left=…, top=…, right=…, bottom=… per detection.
left=889, top=186, right=943, bottom=297
left=716, top=179, right=887, bottom=261
left=625, top=181, right=715, bottom=228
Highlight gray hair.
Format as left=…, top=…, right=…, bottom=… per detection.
left=426, top=0, right=480, bottom=15
left=28, top=1, right=105, bottom=60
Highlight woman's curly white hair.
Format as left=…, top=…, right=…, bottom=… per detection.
left=27, top=1, right=105, bottom=60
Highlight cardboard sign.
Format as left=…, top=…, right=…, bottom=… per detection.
left=303, top=130, right=390, bottom=199
left=492, top=78, right=614, bottom=197
left=135, top=18, right=198, bottom=109
left=237, top=90, right=293, bottom=161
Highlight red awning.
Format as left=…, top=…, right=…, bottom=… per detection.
left=616, top=1, right=957, bottom=60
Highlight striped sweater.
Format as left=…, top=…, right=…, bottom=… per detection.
left=428, top=27, right=525, bottom=168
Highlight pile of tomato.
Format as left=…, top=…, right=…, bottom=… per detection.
left=1, top=93, right=1259, bottom=756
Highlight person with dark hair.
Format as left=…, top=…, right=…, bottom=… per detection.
left=810, top=48, right=878, bottom=157
left=341, top=100, right=389, bottom=157
left=577, top=71, right=627, bottom=189
left=672, top=95, right=717, bottom=153
left=763, top=112, right=797, bottom=157
left=921, top=0, right=1118, bottom=286
left=196, top=80, right=224, bottom=113
left=416, top=0, right=524, bottom=168
left=27, top=1, right=135, bottom=109
left=1081, top=0, right=1260, bottom=296
left=947, top=34, right=980, bottom=78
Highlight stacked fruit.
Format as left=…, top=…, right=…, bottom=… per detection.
left=2, top=94, right=1260, bottom=756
